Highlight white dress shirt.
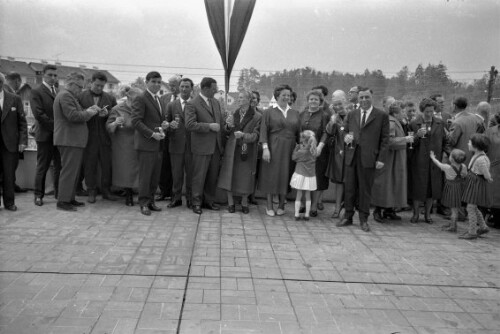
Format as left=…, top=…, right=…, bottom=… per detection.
left=0, top=90, right=4, bottom=110
left=360, top=105, right=373, bottom=127
left=276, top=104, right=291, bottom=119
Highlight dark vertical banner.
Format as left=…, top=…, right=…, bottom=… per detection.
left=205, top=0, right=256, bottom=93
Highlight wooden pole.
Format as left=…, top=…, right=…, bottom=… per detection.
left=487, top=66, right=498, bottom=103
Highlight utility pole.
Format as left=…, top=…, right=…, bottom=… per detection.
left=487, top=66, right=498, bottom=103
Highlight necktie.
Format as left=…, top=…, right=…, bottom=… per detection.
left=240, top=111, right=246, bottom=122
left=182, top=100, right=186, bottom=111
left=361, top=110, right=367, bottom=127
left=51, top=86, right=56, bottom=96
left=154, top=95, right=162, bottom=113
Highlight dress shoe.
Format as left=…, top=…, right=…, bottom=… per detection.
left=310, top=210, right=318, bottom=217
left=360, top=221, right=371, bottom=232
left=227, top=205, right=235, bottom=213
left=125, top=194, right=134, bottom=206
left=265, top=209, right=275, bottom=217
left=383, top=211, right=402, bottom=221
left=276, top=208, right=285, bottom=216
left=5, top=204, right=17, bottom=211
left=167, top=200, right=182, bottom=208
left=424, top=217, right=434, bottom=224
left=373, top=209, right=385, bottom=223
left=192, top=205, right=202, bottom=214
left=148, top=203, right=162, bottom=212
left=336, top=218, right=353, bottom=227
left=203, top=203, right=220, bottom=211
left=295, top=216, right=302, bottom=221
left=410, top=215, right=419, bottom=224
left=34, top=197, right=43, bottom=206
left=477, top=227, right=489, bottom=236
left=459, top=232, right=477, bottom=240
left=140, top=205, right=151, bottom=216
left=242, top=206, right=249, bottom=214
left=155, top=194, right=171, bottom=201
left=57, top=202, right=76, bottom=211
left=70, top=200, right=85, bottom=207
left=317, top=203, right=325, bottom=211
left=88, top=190, right=97, bottom=204
left=303, top=216, right=310, bottom=221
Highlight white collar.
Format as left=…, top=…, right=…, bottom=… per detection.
left=0, top=90, right=4, bottom=100
left=147, top=89, right=160, bottom=99
left=277, top=104, right=291, bottom=114
left=361, top=105, right=373, bottom=113
left=42, top=81, right=55, bottom=91
left=199, top=93, right=210, bottom=105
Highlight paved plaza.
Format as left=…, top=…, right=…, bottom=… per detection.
left=0, top=192, right=499, bottom=334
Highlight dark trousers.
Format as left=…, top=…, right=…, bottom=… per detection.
left=0, top=138, right=19, bottom=207
left=344, top=148, right=375, bottom=222
left=137, top=150, right=162, bottom=206
left=58, top=146, right=84, bottom=203
left=158, top=141, right=173, bottom=197
left=84, top=142, right=112, bottom=192
left=191, top=148, right=221, bottom=206
left=34, top=141, right=61, bottom=198
left=170, top=151, right=193, bottom=202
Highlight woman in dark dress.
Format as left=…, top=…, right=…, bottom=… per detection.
left=325, top=90, right=349, bottom=218
left=217, top=91, right=262, bottom=214
left=299, top=90, right=330, bottom=217
left=409, top=98, right=449, bottom=223
left=258, top=85, right=301, bottom=217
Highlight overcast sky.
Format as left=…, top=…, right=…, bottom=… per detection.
left=1, top=0, right=499, bottom=89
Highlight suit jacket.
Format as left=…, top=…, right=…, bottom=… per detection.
left=185, top=95, right=224, bottom=155
left=449, top=111, right=484, bottom=162
left=78, top=90, right=117, bottom=146
left=53, top=89, right=92, bottom=148
left=130, top=91, right=166, bottom=152
left=344, top=106, right=390, bottom=168
left=30, top=84, right=57, bottom=142
left=1, top=90, right=27, bottom=152
left=166, top=99, right=190, bottom=154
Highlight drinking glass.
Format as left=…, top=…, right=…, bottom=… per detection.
left=348, top=131, right=354, bottom=149
left=408, top=131, right=414, bottom=149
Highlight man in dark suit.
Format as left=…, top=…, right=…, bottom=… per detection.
left=156, top=75, right=181, bottom=201
left=54, top=72, right=99, bottom=211
left=31, top=64, right=61, bottom=206
left=79, top=71, right=118, bottom=203
left=165, top=77, right=193, bottom=209
left=0, top=73, right=27, bottom=211
left=185, top=77, right=224, bottom=214
left=131, top=71, right=166, bottom=216
left=337, top=87, right=390, bottom=232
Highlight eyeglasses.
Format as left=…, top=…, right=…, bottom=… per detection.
left=45, top=73, right=58, bottom=77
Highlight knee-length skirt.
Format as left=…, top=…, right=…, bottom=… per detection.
left=462, top=172, right=490, bottom=207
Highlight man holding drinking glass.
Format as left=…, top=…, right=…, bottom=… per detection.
left=337, top=87, right=389, bottom=232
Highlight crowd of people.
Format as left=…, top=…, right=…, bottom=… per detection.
left=1, top=66, right=499, bottom=240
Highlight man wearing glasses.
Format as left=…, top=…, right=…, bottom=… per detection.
left=31, top=65, right=62, bottom=206
left=53, top=72, right=99, bottom=211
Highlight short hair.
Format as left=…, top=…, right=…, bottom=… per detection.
left=476, top=102, right=491, bottom=124
left=119, top=85, right=142, bottom=98
left=273, top=84, right=293, bottom=99
left=305, top=90, right=324, bottom=103
left=404, top=101, right=415, bottom=108
left=388, top=104, right=402, bottom=117
left=450, top=149, right=467, bottom=164
left=66, top=72, right=85, bottom=85
left=168, top=75, right=182, bottom=83
left=179, top=77, right=194, bottom=88
left=419, top=98, right=438, bottom=112
left=200, top=77, right=217, bottom=89
left=290, top=91, right=297, bottom=102
left=312, top=85, right=328, bottom=97
left=493, top=112, right=500, bottom=127
left=251, top=90, right=260, bottom=103
left=430, top=93, right=443, bottom=101
left=453, top=96, right=468, bottom=110
left=331, top=90, right=346, bottom=102
left=91, top=71, right=108, bottom=82
left=145, top=71, right=162, bottom=82
left=348, top=86, right=360, bottom=93
left=358, top=87, right=373, bottom=95
left=239, top=90, right=253, bottom=101
left=6, top=72, right=21, bottom=81
left=469, top=133, right=490, bottom=152
left=42, top=64, right=57, bottom=73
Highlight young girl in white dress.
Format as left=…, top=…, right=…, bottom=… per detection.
left=290, top=130, right=318, bottom=220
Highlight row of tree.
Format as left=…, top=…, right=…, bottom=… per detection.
left=237, top=63, right=499, bottom=111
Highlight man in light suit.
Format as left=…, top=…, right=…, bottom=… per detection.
left=165, top=77, right=193, bottom=209
left=130, top=71, right=166, bottom=216
left=31, top=64, right=61, bottom=206
left=0, top=73, right=27, bottom=211
left=449, top=96, right=484, bottom=164
left=185, top=77, right=224, bottom=214
left=337, top=87, right=390, bottom=232
left=54, top=72, right=99, bottom=211
left=79, top=71, right=118, bottom=203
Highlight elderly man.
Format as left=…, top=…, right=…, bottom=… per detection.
left=382, top=96, right=396, bottom=113
left=31, top=64, right=61, bottom=206
left=348, top=86, right=361, bottom=110
left=79, top=71, right=118, bottom=203
left=0, top=73, right=27, bottom=211
left=475, top=101, right=491, bottom=131
left=54, top=73, right=99, bottom=211
left=156, top=75, right=181, bottom=202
